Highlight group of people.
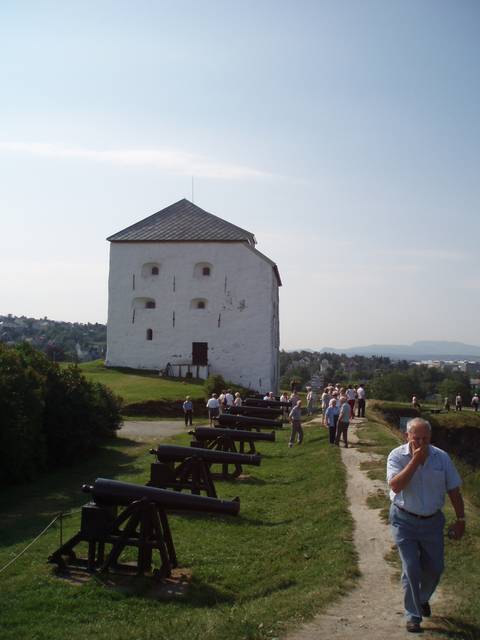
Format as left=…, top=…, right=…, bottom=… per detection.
left=205, top=389, right=243, bottom=425
left=320, top=383, right=366, bottom=448
left=410, top=393, right=480, bottom=412
left=321, top=383, right=366, bottom=418
left=449, top=392, right=479, bottom=412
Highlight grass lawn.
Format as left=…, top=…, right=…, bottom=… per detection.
left=357, top=414, right=480, bottom=638
left=71, top=360, right=207, bottom=404
left=0, top=421, right=357, bottom=640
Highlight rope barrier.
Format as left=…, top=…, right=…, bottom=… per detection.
left=0, top=507, right=82, bottom=575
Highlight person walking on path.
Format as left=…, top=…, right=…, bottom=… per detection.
left=335, top=396, right=351, bottom=448
left=288, top=400, right=304, bottom=447
left=345, top=384, right=356, bottom=419
left=225, top=389, right=234, bottom=409
left=279, top=391, right=290, bottom=420
left=411, top=395, right=421, bottom=410
left=206, top=393, right=220, bottom=426
left=357, top=384, right=366, bottom=417
left=289, top=390, right=301, bottom=410
left=471, top=393, right=479, bottom=412
left=455, top=393, right=463, bottom=411
left=182, top=395, right=193, bottom=426
left=321, top=388, right=330, bottom=418
left=306, top=388, right=314, bottom=416
left=387, top=417, right=465, bottom=633
left=325, top=398, right=339, bottom=445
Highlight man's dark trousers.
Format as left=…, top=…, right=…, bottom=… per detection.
left=357, top=399, right=366, bottom=417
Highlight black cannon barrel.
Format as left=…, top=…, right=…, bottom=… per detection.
left=227, top=405, right=283, bottom=418
left=245, top=397, right=291, bottom=408
left=149, top=444, right=261, bottom=467
left=218, top=413, right=283, bottom=429
left=192, top=426, right=275, bottom=442
left=82, top=478, right=240, bottom=515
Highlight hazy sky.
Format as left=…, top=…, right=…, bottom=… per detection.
left=1, top=0, right=479, bottom=350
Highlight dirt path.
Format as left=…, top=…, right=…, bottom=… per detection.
left=118, top=419, right=188, bottom=441
left=288, top=418, right=444, bottom=639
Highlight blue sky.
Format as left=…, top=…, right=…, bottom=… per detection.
left=1, top=0, right=479, bottom=349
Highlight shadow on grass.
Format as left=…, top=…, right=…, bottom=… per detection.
left=429, top=617, right=480, bottom=640
left=236, top=578, right=297, bottom=603
left=0, top=438, right=144, bottom=547
left=175, top=511, right=294, bottom=527
left=231, top=515, right=295, bottom=527
left=221, top=476, right=267, bottom=487
left=91, top=571, right=236, bottom=607
left=185, top=576, right=236, bottom=606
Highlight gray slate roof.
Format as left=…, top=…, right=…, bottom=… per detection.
left=107, top=199, right=256, bottom=244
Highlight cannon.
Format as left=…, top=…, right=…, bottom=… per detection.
left=217, top=413, right=283, bottom=430
left=226, top=405, right=284, bottom=420
left=49, top=478, right=239, bottom=578
left=191, top=426, right=275, bottom=455
left=148, top=444, right=261, bottom=495
left=244, top=397, right=291, bottom=408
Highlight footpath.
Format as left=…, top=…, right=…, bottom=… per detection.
left=119, top=419, right=187, bottom=440
left=288, top=418, right=445, bottom=640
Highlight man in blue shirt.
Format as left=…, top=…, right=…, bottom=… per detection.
left=387, top=418, right=465, bottom=633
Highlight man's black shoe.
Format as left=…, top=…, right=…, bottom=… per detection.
left=406, top=621, right=423, bottom=633
left=421, top=602, right=431, bottom=617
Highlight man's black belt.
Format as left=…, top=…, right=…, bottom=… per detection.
left=395, top=505, right=439, bottom=519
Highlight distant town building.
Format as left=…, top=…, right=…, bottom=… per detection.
left=105, top=199, right=281, bottom=392
left=320, top=358, right=330, bottom=373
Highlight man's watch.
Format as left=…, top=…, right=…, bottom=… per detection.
left=456, top=516, right=466, bottom=521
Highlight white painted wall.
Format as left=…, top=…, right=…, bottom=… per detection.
left=106, top=241, right=280, bottom=393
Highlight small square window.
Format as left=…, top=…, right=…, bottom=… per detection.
left=197, top=301, right=206, bottom=309
left=202, top=267, right=210, bottom=276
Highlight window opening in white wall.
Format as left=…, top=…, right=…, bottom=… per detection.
left=193, top=262, right=213, bottom=279
left=146, top=328, right=153, bottom=340
left=141, top=263, right=161, bottom=278
left=145, top=301, right=156, bottom=309
left=190, top=298, right=208, bottom=310
left=218, top=313, right=221, bottom=327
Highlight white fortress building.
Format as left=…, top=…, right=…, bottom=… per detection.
left=105, top=199, right=281, bottom=393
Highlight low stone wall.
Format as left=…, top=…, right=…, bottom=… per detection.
left=122, top=397, right=207, bottom=418
left=369, top=400, right=480, bottom=467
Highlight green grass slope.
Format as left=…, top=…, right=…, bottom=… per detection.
left=0, top=422, right=357, bottom=640
left=73, top=360, right=206, bottom=404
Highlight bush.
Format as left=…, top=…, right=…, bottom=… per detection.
left=0, top=344, right=46, bottom=483
left=0, top=343, right=122, bottom=483
left=204, top=374, right=227, bottom=397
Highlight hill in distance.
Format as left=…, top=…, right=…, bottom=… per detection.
left=315, top=341, right=480, bottom=360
